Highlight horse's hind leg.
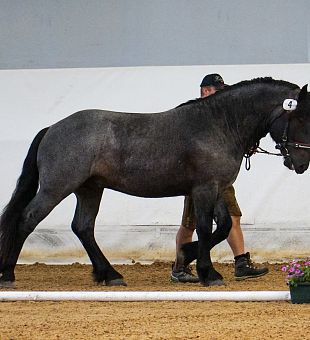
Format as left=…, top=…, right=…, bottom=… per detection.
left=0, top=190, right=64, bottom=287
left=72, top=181, right=126, bottom=286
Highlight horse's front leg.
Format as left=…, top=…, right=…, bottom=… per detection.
left=192, top=186, right=224, bottom=286
left=180, top=197, right=232, bottom=268
left=211, top=197, right=232, bottom=248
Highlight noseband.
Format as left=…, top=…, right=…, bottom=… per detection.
left=275, top=117, right=310, bottom=157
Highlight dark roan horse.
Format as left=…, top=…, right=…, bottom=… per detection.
left=1, top=77, right=310, bottom=287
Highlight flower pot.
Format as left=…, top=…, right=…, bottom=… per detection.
left=289, top=282, right=310, bottom=304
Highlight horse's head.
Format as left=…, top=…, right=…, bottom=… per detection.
left=271, top=84, right=310, bottom=174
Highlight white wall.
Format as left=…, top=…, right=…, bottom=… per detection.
left=0, top=64, right=309, bottom=263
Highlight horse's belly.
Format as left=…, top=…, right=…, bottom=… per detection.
left=104, top=172, right=191, bottom=198
left=93, top=156, right=191, bottom=197
left=107, top=185, right=188, bottom=198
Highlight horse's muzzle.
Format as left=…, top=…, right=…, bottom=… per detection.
left=294, top=163, right=309, bottom=174
left=284, top=156, right=309, bottom=174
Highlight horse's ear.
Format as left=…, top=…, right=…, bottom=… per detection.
left=298, top=84, right=308, bottom=102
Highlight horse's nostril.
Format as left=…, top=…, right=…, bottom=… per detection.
left=283, top=157, right=294, bottom=170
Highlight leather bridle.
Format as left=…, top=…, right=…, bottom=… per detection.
left=245, top=100, right=310, bottom=170
left=275, top=113, right=310, bottom=169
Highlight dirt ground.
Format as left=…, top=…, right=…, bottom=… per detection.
left=0, top=262, right=309, bottom=340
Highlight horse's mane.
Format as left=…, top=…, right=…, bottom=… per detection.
left=176, top=77, right=299, bottom=108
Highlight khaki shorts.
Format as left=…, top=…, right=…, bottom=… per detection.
left=181, top=185, right=242, bottom=230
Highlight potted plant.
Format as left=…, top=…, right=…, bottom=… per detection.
left=282, top=258, right=310, bottom=304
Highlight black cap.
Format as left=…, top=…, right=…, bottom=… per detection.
left=200, top=73, right=226, bottom=88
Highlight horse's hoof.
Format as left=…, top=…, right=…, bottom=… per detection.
left=106, top=278, right=127, bottom=286
left=200, top=279, right=225, bottom=287
left=0, top=280, right=15, bottom=288
left=207, top=279, right=225, bottom=286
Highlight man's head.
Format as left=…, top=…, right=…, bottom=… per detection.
left=200, top=73, right=226, bottom=98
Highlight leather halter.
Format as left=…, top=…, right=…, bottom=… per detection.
left=274, top=112, right=310, bottom=169
left=245, top=106, right=310, bottom=171
left=275, top=116, right=310, bottom=151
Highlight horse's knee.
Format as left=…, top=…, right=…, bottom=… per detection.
left=214, top=198, right=232, bottom=233
left=71, top=222, right=93, bottom=239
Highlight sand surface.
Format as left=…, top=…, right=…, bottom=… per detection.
left=0, top=262, right=309, bottom=339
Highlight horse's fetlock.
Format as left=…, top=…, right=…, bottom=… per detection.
left=93, top=269, right=106, bottom=283
left=196, top=263, right=210, bottom=279
left=0, top=270, right=15, bottom=282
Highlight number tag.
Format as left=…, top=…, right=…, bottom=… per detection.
left=283, top=99, right=297, bottom=111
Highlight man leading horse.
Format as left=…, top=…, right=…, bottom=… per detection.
left=171, top=74, right=268, bottom=283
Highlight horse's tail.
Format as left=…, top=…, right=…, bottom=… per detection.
left=0, top=127, right=49, bottom=267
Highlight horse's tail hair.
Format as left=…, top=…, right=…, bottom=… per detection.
left=0, top=127, right=49, bottom=267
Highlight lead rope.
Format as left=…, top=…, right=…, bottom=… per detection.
left=244, top=143, right=282, bottom=171
left=244, top=153, right=252, bottom=171
left=245, top=113, right=291, bottom=170
left=244, top=141, right=260, bottom=171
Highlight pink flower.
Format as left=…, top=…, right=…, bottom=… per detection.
left=282, top=258, right=310, bottom=286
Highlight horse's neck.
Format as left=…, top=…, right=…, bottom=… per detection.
left=220, top=84, right=298, bottom=152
